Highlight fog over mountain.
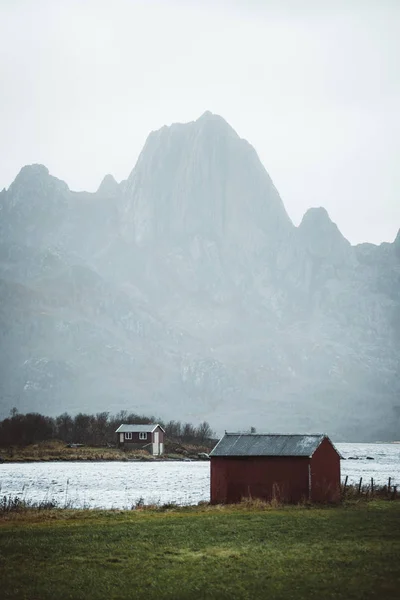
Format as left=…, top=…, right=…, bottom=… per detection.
left=0, top=112, right=399, bottom=440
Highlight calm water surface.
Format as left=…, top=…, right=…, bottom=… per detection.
left=1, top=443, right=399, bottom=508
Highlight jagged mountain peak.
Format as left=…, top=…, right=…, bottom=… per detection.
left=170, top=109, right=235, bottom=130
left=123, top=113, right=292, bottom=245
left=198, top=109, right=214, bottom=120
left=194, top=113, right=242, bottom=149
left=16, top=163, right=49, bottom=178
left=1, top=164, right=70, bottom=247
left=300, top=206, right=334, bottom=228
left=10, top=164, right=49, bottom=189
left=8, top=164, right=69, bottom=195
left=298, top=207, right=347, bottom=240
left=195, top=110, right=238, bottom=133
left=142, top=111, right=238, bottom=152
left=297, top=207, right=352, bottom=263
left=96, top=174, right=119, bottom=197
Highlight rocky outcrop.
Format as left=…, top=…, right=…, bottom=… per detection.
left=0, top=113, right=399, bottom=441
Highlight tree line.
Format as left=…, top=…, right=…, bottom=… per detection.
left=0, top=409, right=215, bottom=447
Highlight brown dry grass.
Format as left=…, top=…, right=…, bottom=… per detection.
left=1, top=441, right=208, bottom=463
left=2, top=440, right=142, bottom=462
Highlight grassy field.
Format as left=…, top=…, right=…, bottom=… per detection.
left=0, top=501, right=399, bottom=600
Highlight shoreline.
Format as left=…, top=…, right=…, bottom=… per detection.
left=0, top=440, right=213, bottom=464
left=0, top=457, right=209, bottom=464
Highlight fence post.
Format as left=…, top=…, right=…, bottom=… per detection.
left=388, top=477, right=391, bottom=493
left=342, top=475, right=348, bottom=496
left=358, top=477, right=363, bottom=495
left=371, top=478, right=374, bottom=495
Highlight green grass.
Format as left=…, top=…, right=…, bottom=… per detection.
left=0, top=502, right=399, bottom=599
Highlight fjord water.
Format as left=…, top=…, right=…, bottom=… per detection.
left=1, top=443, right=398, bottom=509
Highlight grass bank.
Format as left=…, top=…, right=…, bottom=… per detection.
left=0, top=501, right=399, bottom=599
left=0, top=440, right=211, bottom=462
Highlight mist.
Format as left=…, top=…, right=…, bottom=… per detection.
left=1, top=0, right=400, bottom=244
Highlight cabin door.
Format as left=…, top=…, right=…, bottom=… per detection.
left=153, top=431, right=159, bottom=455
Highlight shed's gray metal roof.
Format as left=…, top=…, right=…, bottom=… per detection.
left=115, top=423, right=164, bottom=433
left=210, top=433, right=336, bottom=458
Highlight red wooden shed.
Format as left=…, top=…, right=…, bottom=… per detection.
left=210, top=433, right=341, bottom=504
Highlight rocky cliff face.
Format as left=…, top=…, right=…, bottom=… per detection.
left=0, top=112, right=399, bottom=440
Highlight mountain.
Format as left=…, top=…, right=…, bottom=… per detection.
left=0, top=112, right=399, bottom=440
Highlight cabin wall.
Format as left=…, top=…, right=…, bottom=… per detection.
left=210, top=456, right=310, bottom=504
left=117, top=427, right=164, bottom=455
left=119, top=432, right=152, bottom=444
left=310, top=438, right=341, bottom=503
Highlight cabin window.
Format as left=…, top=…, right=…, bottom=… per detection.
left=124, top=432, right=132, bottom=440
left=139, top=432, right=147, bottom=440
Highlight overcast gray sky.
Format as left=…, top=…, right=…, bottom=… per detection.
left=1, top=0, right=399, bottom=244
